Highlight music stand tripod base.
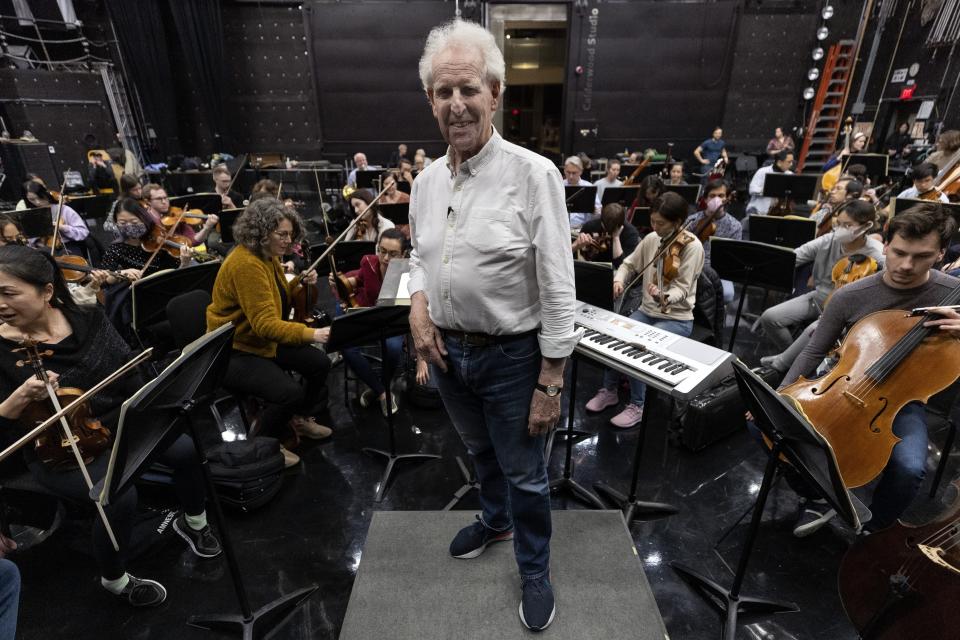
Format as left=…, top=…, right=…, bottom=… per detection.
left=363, top=444, right=440, bottom=503
left=443, top=455, right=480, bottom=511
left=188, top=585, right=319, bottom=640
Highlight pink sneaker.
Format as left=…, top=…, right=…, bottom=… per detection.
left=586, top=388, right=619, bottom=412
left=610, top=404, right=644, bottom=428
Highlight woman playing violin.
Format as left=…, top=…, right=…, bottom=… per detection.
left=207, top=198, right=332, bottom=468
left=585, top=192, right=704, bottom=428
left=99, top=198, right=192, bottom=283
left=344, top=188, right=395, bottom=242
left=22, top=181, right=89, bottom=255
left=0, top=245, right=220, bottom=608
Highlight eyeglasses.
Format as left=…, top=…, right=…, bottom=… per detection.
left=271, top=230, right=294, bottom=240
left=150, top=196, right=169, bottom=202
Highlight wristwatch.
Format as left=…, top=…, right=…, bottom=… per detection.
left=536, top=383, right=563, bottom=397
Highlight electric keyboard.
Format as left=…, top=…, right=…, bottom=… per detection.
left=574, top=301, right=735, bottom=400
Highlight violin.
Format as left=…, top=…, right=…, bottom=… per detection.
left=780, top=284, right=960, bottom=488
left=55, top=255, right=131, bottom=284
left=141, top=225, right=192, bottom=259
left=578, top=232, right=612, bottom=261
left=162, top=206, right=210, bottom=227
left=837, top=479, right=960, bottom=640
left=13, top=341, right=112, bottom=469
left=830, top=253, right=879, bottom=291
left=656, top=229, right=695, bottom=312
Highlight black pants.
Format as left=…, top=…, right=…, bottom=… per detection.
left=28, top=434, right=205, bottom=580
left=222, top=345, right=331, bottom=437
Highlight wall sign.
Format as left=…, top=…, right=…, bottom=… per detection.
left=891, top=68, right=908, bottom=83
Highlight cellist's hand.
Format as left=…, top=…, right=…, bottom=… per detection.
left=924, top=307, right=960, bottom=338
left=301, top=268, right=318, bottom=286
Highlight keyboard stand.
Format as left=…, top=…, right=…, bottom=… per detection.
left=594, top=386, right=679, bottom=524
left=549, top=356, right=606, bottom=509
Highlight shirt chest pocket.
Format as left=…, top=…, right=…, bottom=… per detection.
left=464, top=208, right=526, bottom=254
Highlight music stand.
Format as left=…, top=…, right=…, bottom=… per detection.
left=376, top=258, right=410, bottom=306
left=169, top=193, right=223, bottom=217
left=98, top=324, right=318, bottom=639
left=843, top=153, right=889, bottom=183
left=549, top=262, right=618, bottom=509
left=663, top=184, right=702, bottom=207
left=761, top=173, right=820, bottom=210
left=631, top=207, right=652, bottom=234
left=130, top=262, right=222, bottom=348
left=310, top=241, right=375, bottom=277
left=894, top=197, right=960, bottom=219
left=217, top=208, right=243, bottom=244
left=710, top=238, right=796, bottom=351
left=327, top=305, right=439, bottom=502
left=5, top=206, right=54, bottom=238
left=748, top=215, right=816, bottom=249
left=640, top=162, right=665, bottom=178
left=671, top=361, right=859, bottom=640
left=378, top=203, right=409, bottom=225
left=601, top=186, right=640, bottom=207
left=565, top=185, right=598, bottom=214
left=356, top=170, right=380, bottom=190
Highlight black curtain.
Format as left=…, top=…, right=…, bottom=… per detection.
left=104, top=0, right=179, bottom=158
left=166, top=0, right=230, bottom=150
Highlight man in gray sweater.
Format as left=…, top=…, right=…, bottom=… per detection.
left=780, top=204, right=959, bottom=536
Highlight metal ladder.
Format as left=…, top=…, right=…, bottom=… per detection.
left=797, top=39, right=857, bottom=173
left=98, top=62, right=147, bottom=172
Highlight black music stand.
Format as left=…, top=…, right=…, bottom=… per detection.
left=671, top=361, right=859, bottom=640
left=592, top=385, right=679, bottom=522
left=378, top=203, right=409, bottom=225
left=565, top=185, right=598, bottom=215
left=843, top=153, right=889, bottom=183
left=217, top=208, right=243, bottom=244
left=663, top=184, right=702, bottom=207
left=601, top=186, right=640, bottom=207
left=356, top=170, right=380, bottom=190
left=328, top=305, right=439, bottom=502
left=549, top=263, right=616, bottom=509
left=310, top=240, right=375, bottom=277
left=98, top=324, right=318, bottom=640
left=761, top=173, right=820, bottom=212
left=631, top=207, right=652, bottom=234
left=169, top=193, right=223, bottom=217
left=710, top=238, right=797, bottom=351
left=5, top=206, right=54, bottom=238
left=748, top=215, right=816, bottom=249
left=130, top=262, right=222, bottom=350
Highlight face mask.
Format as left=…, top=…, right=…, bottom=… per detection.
left=835, top=224, right=867, bottom=244
left=118, top=221, right=147, bottom=240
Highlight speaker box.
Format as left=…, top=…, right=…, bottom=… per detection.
left=0, top=141, right=59, bottom=202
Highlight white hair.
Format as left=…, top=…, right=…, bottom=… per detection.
left=419, top=19, right=506, bottom=93
left=564, top=156, right=583, bottom=170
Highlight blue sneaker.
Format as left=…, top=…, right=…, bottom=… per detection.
left=520, top=575, right=556, bottom=631
left=449, top=515, right=513, bottom=559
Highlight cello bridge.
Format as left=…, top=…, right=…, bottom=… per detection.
left=842, top=390, right=866, bottom=407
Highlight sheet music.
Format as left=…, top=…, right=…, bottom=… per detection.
left=397, top=272, right=411, bottom=300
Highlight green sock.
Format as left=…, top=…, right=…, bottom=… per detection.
left=185, top=511, right=208, bottom=531
left=101, top=573, right=130, bottom=594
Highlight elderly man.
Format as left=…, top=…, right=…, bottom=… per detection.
left=409, top=19, right=578, bottom=631
left=563, top=155, right=598, bottom=227
left=347, top=152, right=373, bottom=188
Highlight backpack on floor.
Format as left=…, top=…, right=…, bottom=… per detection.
left=205, top=437, right=286, bottom=512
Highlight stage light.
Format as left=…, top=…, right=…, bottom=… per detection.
left=817, top=26, right=829, bottom=40
left=803, top=87, right=816, bottom=100
left=807, top=67, right=820, bottom=81
left=812, top=47, right=825, bottom=60
left=822, top=4, right=834, bottom=19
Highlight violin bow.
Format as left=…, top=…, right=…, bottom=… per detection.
left=140, top=205, right=188, bottom=275
left=620, top=219, right=697, bottom=300
left=49, top=176, right=69, bottom=257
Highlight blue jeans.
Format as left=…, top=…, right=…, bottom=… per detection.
left=868, top=402, right=928, bottom=531
left=602, top=310, right=693, bottom=406
left=0, top=560, right=18, bottom=640
left=433, top=333, right=551, bottom=578
left=342, top=336, right=403, bottom=396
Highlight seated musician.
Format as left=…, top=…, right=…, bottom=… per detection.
left=380, top=172, right=411, bottom=205
left=22, top=181, right=90, bottom=255
left=344, top=188, right=395, bottom=242
left=822, top=130, right=867, bottom=172
left=330, top=228, right=407, bottom=415
left=746, top=149, right=794, bottom=215
left=212, top=164, right=243, bottom=210
left=758, top=199, right=884, bottom=352
left=571, top=203, right=639, bottom=269
left=100, top=199, right=193, bottom=282
left=105, top=174, right=143, bottom=224
left=686, top=179, right=742, bottom=303
left=585, top=192, right=704, bottom=428
left=778, top=205, right=960, bottom=535
left=896, top=161, right=948, bottom=203
left=0, top=217, right=23, bottom=246
left=925, top=129, right=960, bottom=171
left=0, top=245, right=221, bottom=607
left=86, top=151, right=117, bottom=193
left=206, top=198, right=332, bottom=468
left=627, top=175, right=664, bottom=225
left=398, top=158, right=416, bottom=186
left=813, top=177, right=863, bottom=229
left=250, top=179, right=279, bottom=200
left=667, top=162, right=686, bottom=186
left=143, top=184, right=219, bottom=247
left=593, top=160, right=623, bottom=200
left=563, top=155, right=598, bottom=227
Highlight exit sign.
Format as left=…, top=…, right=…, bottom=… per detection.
left=899, top=86, right=916, bottom=100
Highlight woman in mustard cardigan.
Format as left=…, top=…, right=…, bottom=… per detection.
left=207, top=198, right=331, bottom=467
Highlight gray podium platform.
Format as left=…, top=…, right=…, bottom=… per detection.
left=339, top=510, right=668, bottom=640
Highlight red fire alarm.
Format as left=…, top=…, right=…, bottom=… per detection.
left=899, top=86, right=915, bottom=100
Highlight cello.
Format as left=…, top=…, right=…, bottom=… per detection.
left=780, top=285, right=960, bottom=488
left=838, top=480, right=960, bottom=640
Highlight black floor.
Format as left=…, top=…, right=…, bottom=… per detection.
left=9, top=288, right=959, bottom=640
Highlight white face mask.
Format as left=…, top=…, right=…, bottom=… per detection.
left=835, top=224, right=867, bottom=244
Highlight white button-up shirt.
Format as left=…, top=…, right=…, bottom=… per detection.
left=408, top=129, right=579, bottom=359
